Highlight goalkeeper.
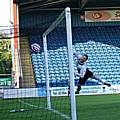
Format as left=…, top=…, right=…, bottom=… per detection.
left=74, top=52, right=111, bottom=94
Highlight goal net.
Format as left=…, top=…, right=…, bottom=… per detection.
left=0, top=7, right=77, bottom=120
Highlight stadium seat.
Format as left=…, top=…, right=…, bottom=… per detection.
left=30, top=26, right=120, bottom=87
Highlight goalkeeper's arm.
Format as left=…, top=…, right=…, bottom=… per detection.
left=74, top=52, right=82, bottom=59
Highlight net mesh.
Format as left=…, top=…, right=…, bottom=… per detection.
left=0, top=9, right=71, bottom=120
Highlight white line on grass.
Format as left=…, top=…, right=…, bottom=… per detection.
left=18, top=99, right=70, bottom=120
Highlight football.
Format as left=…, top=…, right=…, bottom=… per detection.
left=31, top=43, right=40, bottom=52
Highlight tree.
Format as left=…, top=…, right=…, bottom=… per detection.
left=0, top=33, right=12, bottom=74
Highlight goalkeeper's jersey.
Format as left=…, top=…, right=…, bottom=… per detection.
left=75, top=52, right=87, bottom=78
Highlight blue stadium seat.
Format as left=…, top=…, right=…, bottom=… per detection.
left=30, top=27, right=120, bottom=87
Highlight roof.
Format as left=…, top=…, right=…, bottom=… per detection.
left=16, top=0, right=120, bottom=14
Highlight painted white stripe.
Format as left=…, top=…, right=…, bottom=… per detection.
left=19, top=100, right=70, bottom=120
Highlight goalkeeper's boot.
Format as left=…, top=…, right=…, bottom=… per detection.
left=104, top=82, right=111, bottom=87
left=75, top=91, right=79, bottom=94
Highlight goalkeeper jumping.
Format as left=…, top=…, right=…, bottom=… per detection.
left=74, top=52, right=111, bottom=94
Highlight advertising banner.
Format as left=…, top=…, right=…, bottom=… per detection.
left=0, top=78, right=12, bottom=86
left=3, top=85, right=120, bottom=99
left=85, top=10, right=120, bottom=22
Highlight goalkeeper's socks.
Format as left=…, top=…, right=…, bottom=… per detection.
left=93, top=75, right=104, bottom=84
left=68, top=86, right=70, bottom=97
left=68, top=91, right=70, bottom=97
left=77, top=84, right=81, bottom=91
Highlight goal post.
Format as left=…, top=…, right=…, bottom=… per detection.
left=43, top=7, right=77, bottom=120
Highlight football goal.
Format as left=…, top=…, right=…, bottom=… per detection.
left=43, top=7, right=77, bottom=120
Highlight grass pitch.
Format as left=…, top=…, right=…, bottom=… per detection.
left=0, top=94, right=120, bottom=120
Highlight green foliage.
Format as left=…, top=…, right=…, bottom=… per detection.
left=0, top=33, right=12, bottom=74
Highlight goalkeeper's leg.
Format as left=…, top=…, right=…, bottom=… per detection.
left=75, top=77, right=86, bottom=94
left=75, top=68, right=93, bottom=94
left=92, top=74, right=111, bottom=87
left=75, top=84, right=81, bottom=94
left=68, top=86, right=70, bottom=97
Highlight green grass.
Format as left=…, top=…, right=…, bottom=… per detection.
left=0, top=94, right=120, bottom=120
left=76, top=94, right=120, bottom=120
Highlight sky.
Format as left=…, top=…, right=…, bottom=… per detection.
left=0, top=0, right=11, bottom=30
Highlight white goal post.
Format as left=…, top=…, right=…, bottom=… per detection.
left=43, top=7, right=77, bottom=120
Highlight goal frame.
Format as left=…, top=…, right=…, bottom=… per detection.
left=43, top=7, right=77, bottom=120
